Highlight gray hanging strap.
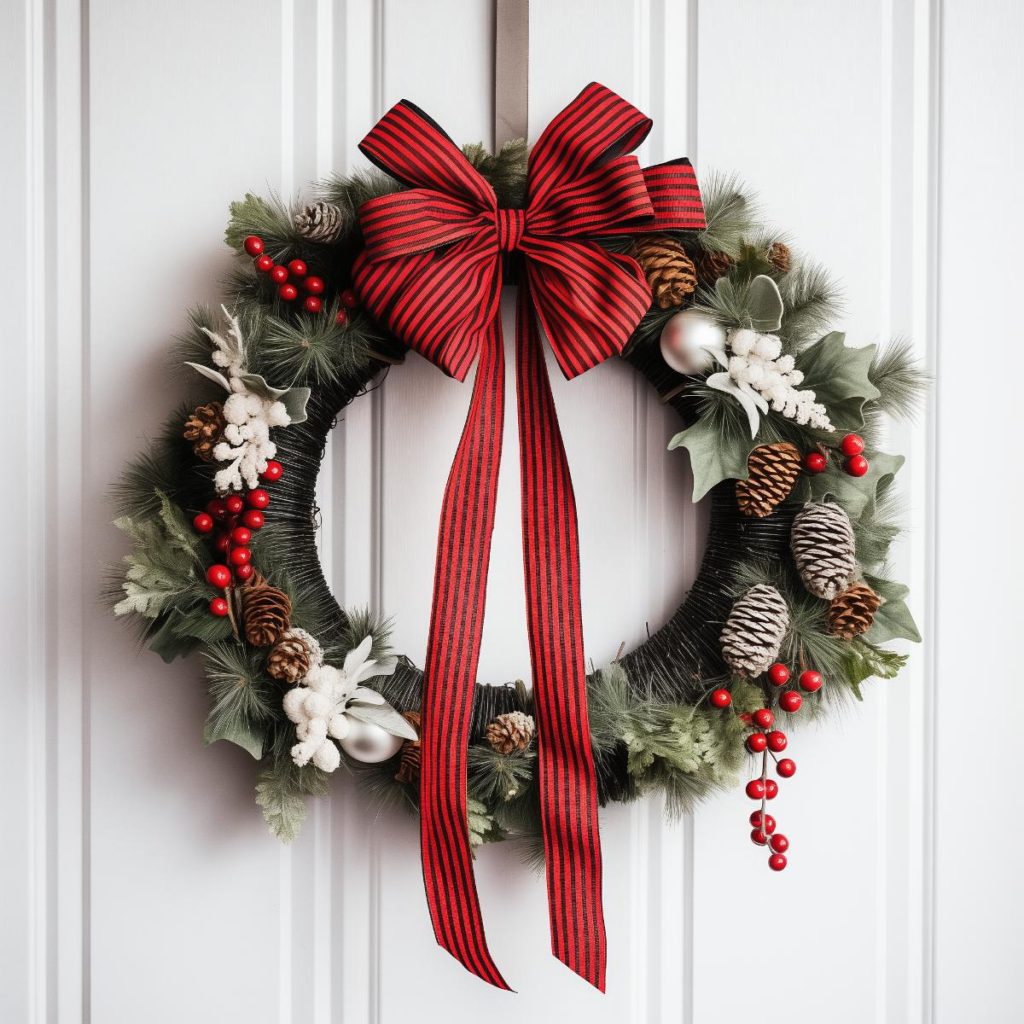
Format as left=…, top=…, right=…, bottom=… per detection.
left=494, top=0, right=529, bottom=146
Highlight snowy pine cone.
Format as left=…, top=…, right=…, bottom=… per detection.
left=791, top=502, right=858, bottom=600
left=720, top=584, right=790, bottom=677
left=294, top=200, right=345, bottom=243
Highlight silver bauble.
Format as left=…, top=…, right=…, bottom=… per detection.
left=339, top=718, right=405, bottom=763
left=659, top=309, right=727, bottom=374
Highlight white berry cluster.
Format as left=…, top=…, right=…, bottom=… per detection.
left=214, top=389, right=289, bottom=494
left=728, top=328, right=831, bottom=428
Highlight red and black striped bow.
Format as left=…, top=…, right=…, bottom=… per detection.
left=353, top=82, right=705, bottom=991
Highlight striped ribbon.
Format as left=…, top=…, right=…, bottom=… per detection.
left=353, top=82, right=705, bottom=990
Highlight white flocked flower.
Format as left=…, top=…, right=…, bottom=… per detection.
left=283, top=635, right=415, bottom=773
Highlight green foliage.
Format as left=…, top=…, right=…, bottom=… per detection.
left=463, top=139, right=528, bottom=208
left=255, top=753, right=330, bottom=843
left=202, top=643, right=280, bottom=759
left=865, top=575, right=921, bottom=643
left=868, top=337, right=930, bottom=420
left=697, top=173, right=758, bottom=257
left=467, top=796, right=501, bottom=851
left=258, top=307, right=373, bottom=386
left=468, top=744, right=536, bottom=804
left=796, top=333, right=879, bottom=430
left=668, top=406, right=756, bottom=501
left=225, top=192, right=303, bottom=255
left=777, top=263, right=843, bottom=350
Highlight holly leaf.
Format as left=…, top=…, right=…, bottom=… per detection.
left=669, top=414, right=756, bottom=501
left=145, top=614, right=201, bottom=663
left=203, top=715, right=266, bottom=760
left=796, top=333, right=880, bottom=430
left=237, top=373, right=311, bottom=424
left=793, top=450, right=904, bottom=518
left=864, top=575, right=921, bottom=643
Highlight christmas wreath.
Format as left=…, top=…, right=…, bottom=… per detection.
left=110, top=84, right=925, bottom=991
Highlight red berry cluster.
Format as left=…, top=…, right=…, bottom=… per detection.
left=802, top=434, right=869, bottom=478
left=242, top=235, right=360, bottom=324
left=193, top=460, right=283, bottom=616
left=711, top=662, right=826, bottom=872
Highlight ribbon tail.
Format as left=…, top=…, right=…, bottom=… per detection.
left=419, top=317, right=511, bottom=991
left=514, top=287, right=608, bottom=991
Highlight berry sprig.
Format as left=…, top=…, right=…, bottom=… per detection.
left=802, top=433, right=870, bottom=478
left=242, top=234, right=361, bottom=324
left=711, top=660, right=827, bottom=871
left=193, top=459, right=284, bottom=624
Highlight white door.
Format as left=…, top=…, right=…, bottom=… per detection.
left=4, top=1, right=1021, bottom=1022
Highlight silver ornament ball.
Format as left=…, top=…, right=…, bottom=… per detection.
left=659, top=309, right=727, bottom=374
left=339, top=719, right=405, bottom=763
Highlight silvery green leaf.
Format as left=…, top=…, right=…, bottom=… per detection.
left=346, top=702, right=418, bottom=740
left=746, top=274, right=784, bottom=332
left=237, top=373, right=311, bottom=424
left=185, top=362, right=231, bottom=392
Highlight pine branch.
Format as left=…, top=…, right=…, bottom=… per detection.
left=867, top=337, right=930, bottom=420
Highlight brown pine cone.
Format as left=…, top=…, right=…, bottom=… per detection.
left=394, top=711, right=422, bottom=784
left=767, top=241, right=792, bottom=274
left=294, top=200, right=345, bottom=243
left=266, top=629, right=316, bottom=683
left=699, top=249, right=733, bottom=284
left=485, top=711, right=535, bottom=755
left=735, top=442, right=802, bottom=518
left=632, top=236, right=698, bottom=309
left=828, top=583, right=882, bottom=640
left=242, top=576, right=292, bottom=647
left=183, top=402, right=225, bottom=462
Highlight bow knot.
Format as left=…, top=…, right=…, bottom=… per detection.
left=352, top=83, right=705, bottom=994
left=495, top=207, right=526, bottom=252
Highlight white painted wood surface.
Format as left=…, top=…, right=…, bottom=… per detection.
left=3, top=1, right=1021, bottom=1021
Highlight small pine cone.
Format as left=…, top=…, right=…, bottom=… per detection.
left=828, top=583, right=882, bottom=640
left=736, top=442, right=802, bottom=518
left=183, top=402, right=226, bottom=462
left=266, top=627, right=321, bottom=683
left=394, top=711, right=422, bottom=785
left=721, top=584, right=790, bottom=678
left=767, top=241, right=792, bottom=274
left=485, top=711, right=535, bottom=755
left=242, top=576, right=292, bottom=647
left=791, top=503, right=857, bottom=600
left=294, top=200, right=345, bottom=243
left=699, top=249, right=733, bottom=284
left=632, top=236, right=698, bottom=309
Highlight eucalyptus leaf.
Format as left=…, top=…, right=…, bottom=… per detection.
left=796, top=333, right=880, bottom=430
left=237, top=373, right=311, bottom=424
left=745, top=274, right=784, bottom=332
left=669, top=414, right=757, bottom=501
left=346, top=702, right=419, bottom=740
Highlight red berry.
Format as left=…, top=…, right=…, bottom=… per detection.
left=780, top=691, right=803, bottom=713
left=287, top=259, right=307, bottom=278
left=229, top=546, right=251, bottom=567
left=709, top=688, right=732, bottom=708
left=768, top=853, right=788, bottom=871
left=746, top=733, right=768, bottom=753
left=279, top=283, right=299, bottom=301
left=192, top=512, right=214, bottom=534
left=242, top=509, right=265, bottom=530
left=255, top=253, right=274, bottom=272
left=753, top=708, right=774, bottom=729
left=234, top=563, right=255, bottom=583
left=776, top=758, right=797, bottom=778
left=206, top=564, right=232, bottom=589
left=261, top=460, right=283, bottom=482
left=799, top=670, right=823, bottom=692
left=841, top=433, right=865, bottom=456
left=213, top=533, right=231, bottom=554
left=751, top=829, right=768, bottom=846
left=803, top=451, right=827, bottom=474
left=768, top=663, right=790, bottom=686
left=335, top=308, right=348, bottom=326
left=340, top=287, right=359, bottom=309
left=764, top=779, right=779, bottom=799
left=247, top=488, right=270, bottom=510
left=229, top=526, right=252, bottom=546
left=749, top=811, right=776, bottom=833
left=210, top=597, right=230, bottom=617
left=845, top=454, right=869, bottom=477
left=770, top=833, right=789, bottom=853
left=767, top=730, right=788, bottom=753
left=303, top=296, right=322, bottom=314
left=304, top=275, right=325, bottom=294
left=269, top=265, right=289, bottom=284
left=243, top=235, right=264, bottom=256
left=224, top=494, right=245, bottom=515
left=206, top=498, right=227, bottom=520
left=745, top=779, right=766, bottom=800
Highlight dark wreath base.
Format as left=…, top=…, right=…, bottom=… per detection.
left=270, top=345, right=794, bottom=801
